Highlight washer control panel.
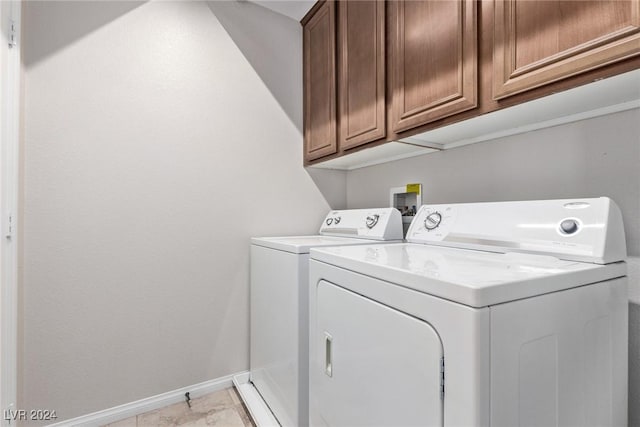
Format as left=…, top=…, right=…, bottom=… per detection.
left=319, top=208, right=403, bottom=241
left=405, top=198, right=626, bottom=264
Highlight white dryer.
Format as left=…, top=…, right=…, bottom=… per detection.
left=309, top=198, right=628, bottom=427
left=242, top=208, right=403, bottom=427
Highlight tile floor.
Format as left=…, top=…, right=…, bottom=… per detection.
left=103, top=387, right=255, bottom=427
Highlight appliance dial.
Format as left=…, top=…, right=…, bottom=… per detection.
left=365, top=214, right=379, bottom=229
left=560, top=219, right=579, bottom=234
left=334, top=216, right=341, bottom=225
left=424, top=212, right=442, bottom=231
left=326, top=218, right=333, bottom=226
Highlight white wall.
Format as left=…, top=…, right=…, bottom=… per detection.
left=346, top=108, right=640, bottom=424
left=21, top=1, right=344, bottom=421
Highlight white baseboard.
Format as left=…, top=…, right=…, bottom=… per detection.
left=232, top=373, right=279, bottom=427
left=47, top=371, right=247, bottom=427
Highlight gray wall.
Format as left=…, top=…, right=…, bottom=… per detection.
left=21, top=1, right=344, bottom=422
left=346, top=108, right=640, bottom=424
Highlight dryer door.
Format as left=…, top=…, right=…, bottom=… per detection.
left=313, top=280, right=444, bottom=427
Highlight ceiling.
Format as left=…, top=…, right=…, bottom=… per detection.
left=249, top=0, right=316, bottom=21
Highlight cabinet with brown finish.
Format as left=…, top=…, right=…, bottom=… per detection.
left=493, top=0, right=640, bottom=99
left=301, top=0, right=639, bottom=168
left=338, top=0, right=386, bottom=150
left=388, top=0, right=478, bottom=133
left=303, top=0, right=337, bottom=161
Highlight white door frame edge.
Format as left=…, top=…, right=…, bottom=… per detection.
left=1, top=1, right=21, bottom=424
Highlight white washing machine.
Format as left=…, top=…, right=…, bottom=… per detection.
left=240, top=208, right=403, bottom=427
left=309, top=198, right=628, bottom=427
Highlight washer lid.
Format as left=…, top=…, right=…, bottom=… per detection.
left=252, top=208, right=403, bottom=254
left=310, top=243, right=626, bottom=307
left=251, top=235, right=394, bottom=254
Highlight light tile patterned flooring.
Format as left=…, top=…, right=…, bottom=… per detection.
left=103, top=387, right=255, bottom=427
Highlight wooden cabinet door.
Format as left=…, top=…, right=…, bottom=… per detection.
left=389, top=0, right=478, bottom=134
left=338, top=0, right=386, bottom=150
left=303, top=1, right=337, bottom=161
left=493, top=0, right=640, bottom=99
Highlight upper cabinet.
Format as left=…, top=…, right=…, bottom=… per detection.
left=493, top=0, right=640, bottom=99
left=303, top=0, right=337, bottom=161
left=302, top=0, right=640, bottom=168
left=338, top=0, right=386, bottom=150
left=389, top=0, right=478, bottom=133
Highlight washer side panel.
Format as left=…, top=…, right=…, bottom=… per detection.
left=251, top=245, right=305, bottom=427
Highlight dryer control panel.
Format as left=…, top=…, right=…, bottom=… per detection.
left=406, top=198, right=626, bottom=264
left=320, top=208, right=403, bottom=241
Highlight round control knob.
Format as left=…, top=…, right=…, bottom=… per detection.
left=560, top=219, right=579, bottom=234
left=326, top=218, right=333, bottom=226
left=334, top=216, right=341, bottom=225
left=424, top=212, right=442, bottom=231
left=365, top=214, right=379, bottom=229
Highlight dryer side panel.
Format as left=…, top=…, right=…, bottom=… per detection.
left=490, top=277, right=628, bottom=427
left=312, top=280, right=444, bottom=427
